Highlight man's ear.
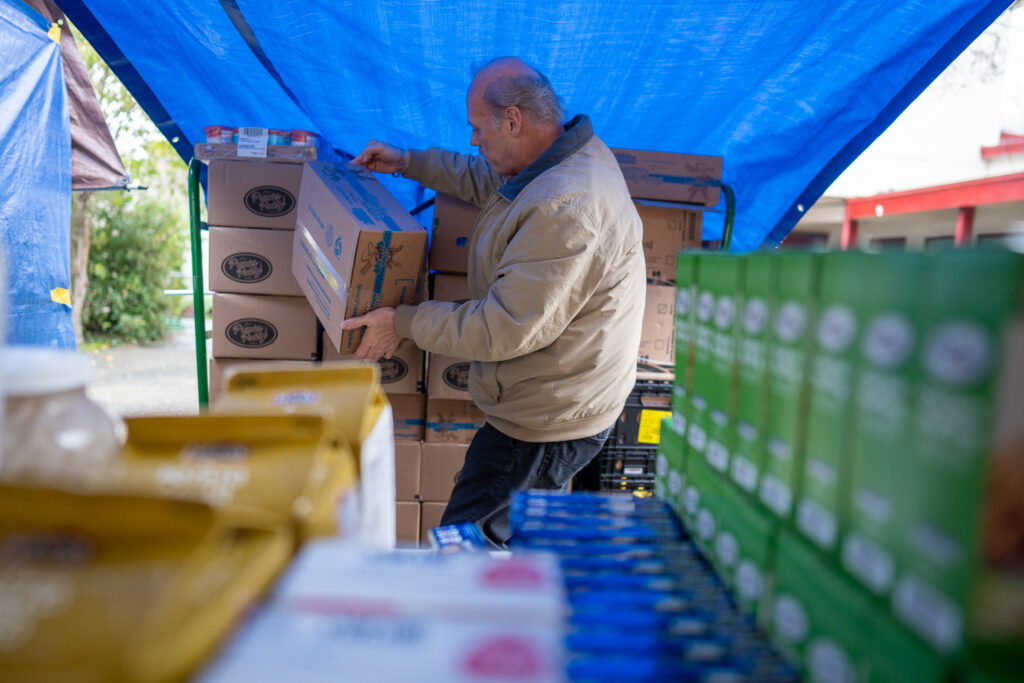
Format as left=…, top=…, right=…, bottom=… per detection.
left=505, top=106, right=523, bottom=136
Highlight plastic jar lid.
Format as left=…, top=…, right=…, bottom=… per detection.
left=1, top=346, right=94, bottom=395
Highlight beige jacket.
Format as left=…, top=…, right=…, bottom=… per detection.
left=394, top=115, right=646, bottom=441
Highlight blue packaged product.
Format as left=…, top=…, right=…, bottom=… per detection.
left=511, top=524, right=672, bottom=543
left=428, top=521, right=489, bottom=551
left=569, top=608, right=677, bottom=631
left=560, top=555, right=670, bottom=574
left=566, top=631, right=733, bottom=660
left=568, top=588, right=690, bottom=612
left=514, top=518, right=682, bottom=540
left=566, top=655, right=775, bottom=683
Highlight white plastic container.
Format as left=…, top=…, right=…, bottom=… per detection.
left=1, top=346, right=119, bottom=481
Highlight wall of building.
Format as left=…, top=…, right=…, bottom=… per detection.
left=787, top=3, right=1024, bottom=249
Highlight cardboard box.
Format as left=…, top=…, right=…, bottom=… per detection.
left=291, top=161, right=426, bottom=353
left=269, top=541, right=565, bottom=624
left=869, top=616, right=948, bottom=683
left=687, top=456, right=723, bottom=560
left=892, top=250, right=1024, bottom=658
left=427, top=353, right=471, bottom=400
left=212, top=363, right=396, bottom=548
left=672, top=253, right=699, bottom=438
left=635, top=201, right=702, bottom=283
left=420, top=501, right=447, bottom=543
left=395, top=501, right=420, bottom=546
left=207, top=159, right=304, bottom=229
left=797, top=252, right=868, bottom=553
left=758, top=253, right=819, bottom=520
left=729, top=491, right=774, bottom=626
left=770, top=532, right=874, bottom=683
left=425, top=275, right=473, bottom=399
left=208, top=357, right=314, bottom=404
left=420, top=443, right=468, bottom=502
left=655, top=416, right=686, bottom=516
left=639, top=284, right=675, bottom=366
left=395, top=441, right=421, bottom=501
left=323, top=336, right=425, bottom=394
left=731, top=254, right=776, bottom=497
left=389, top=393, right=425, bottom=442
left=208, top=226, right=303, bottom=296
left=425, top=398, right=485, bottom=444
left=194, top=142, right=316, bottom=163
left=432, top=273, right=470, bottom=302
left=201, top=608, right=565, bottom=681
left=689, top=255, right=741, bottom=480
left=612, top=148, right=722, bottom=206
left=717, top=482, right=777, bottom=620
left=430, top=193, right=479, bottom=274
left=842, top=253, right=929, bottom=598
left=211, top=293, right=318, bottom=360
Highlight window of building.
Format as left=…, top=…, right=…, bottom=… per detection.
left=869, top=237, right=906, bottom=251
left=780, top=231, right=829, bottom=250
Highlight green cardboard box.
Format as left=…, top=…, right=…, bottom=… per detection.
left=715, top=481, right=778, bottom=620
left=892, top=250, right=1024, bottom=662
left=797, top=251, right=870, bottom=553
left=656, top=416, right=686, bottom=513
left=672, top=252, right=699, bottom=442
left=731, top=253, right=777, bottom=497
left=690, top=254, right=741, bottom=479
left=684, top=455, right=721, bottom=558
left=869, top=615, right=948, bottom=683
left=759, top=253, right=819, bottom=519
left=841, top=252, right=929, bottom=598
left=770, top=531, right=874, bottom=683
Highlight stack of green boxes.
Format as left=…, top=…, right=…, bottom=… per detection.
left=655, top=248, right=1024, bottom=682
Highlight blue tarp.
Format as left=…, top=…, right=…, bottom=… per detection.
left=0, top=0, right=74, bottom=347
left=60, top=1, right=1011, bottom=250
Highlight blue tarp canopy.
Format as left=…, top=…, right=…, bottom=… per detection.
left=59, top=0, right=1011, bottom=251
left=1, top=0, right=74, bottom=347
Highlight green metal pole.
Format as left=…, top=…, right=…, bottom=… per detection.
left=188, top=158, right=209, bottom=407
left=721, top=182, right=736, bottom=252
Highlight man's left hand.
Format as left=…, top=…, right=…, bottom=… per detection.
left=340, top=307, right=401, bottom=360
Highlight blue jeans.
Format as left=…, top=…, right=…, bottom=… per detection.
left=439, top=422, right=613, bottom=547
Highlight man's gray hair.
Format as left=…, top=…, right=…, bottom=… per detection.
left=479, top=62, right=565, bottom=128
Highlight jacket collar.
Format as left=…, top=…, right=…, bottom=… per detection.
left=497, top=114, right=593, bottom=201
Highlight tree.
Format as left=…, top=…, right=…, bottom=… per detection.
left=70, top=26, right=188, bottom=345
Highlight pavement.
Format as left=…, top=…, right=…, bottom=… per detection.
left=86, top=320, right=202, bottom=421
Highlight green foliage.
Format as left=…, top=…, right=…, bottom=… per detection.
left=70, top=23, right=192, bottom=345
left=83, top=197, right=185, bottom=343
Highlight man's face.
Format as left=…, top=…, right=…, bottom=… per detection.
left=467, top=86, right=517, bottom=178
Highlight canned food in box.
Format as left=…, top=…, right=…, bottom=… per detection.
left=290, top=129, right=320, bottom=147
left=204, top=125, right=237, bottom=143
left=268, top=129, right=289, bottom=145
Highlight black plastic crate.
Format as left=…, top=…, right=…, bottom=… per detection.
left=599, top=473, right=656, bottom=493
left=609, top=383, right=672, bottom=447
left=599, top=445, right=657, bottom=477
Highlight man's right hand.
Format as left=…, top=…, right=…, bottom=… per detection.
left=352, top=140, right=407, bottom=174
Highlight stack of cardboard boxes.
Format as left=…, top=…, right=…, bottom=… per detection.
left=203, top=150, right=430, bottom=547
left=573, top=149, right=719, bottom=492
left=324, top=337, right=426, bottom=545
left=290, top=160, right=428, bottom=546
left=419, top=196, right=487, bottom=538
left=326, top=192, right=485, bottom=546
left=206, top=159, right=318, bottom=401
left=614, top=147, right=720, bottom=369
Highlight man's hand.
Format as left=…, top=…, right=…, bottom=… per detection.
left=352, top=140, right=407, bottom=175
left=340, top=307, right=401, bottom=360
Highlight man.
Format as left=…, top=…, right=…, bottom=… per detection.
left=346, top=57, right=645, bottom=545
